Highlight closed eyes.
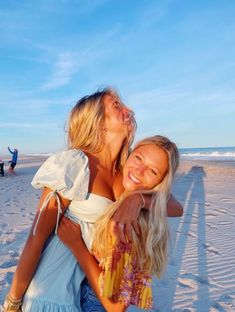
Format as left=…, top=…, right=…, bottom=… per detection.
left=150, top=168, right=158, bottom=176
left=113, top=101, right=121, bottom=109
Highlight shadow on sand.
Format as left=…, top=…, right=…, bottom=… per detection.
left=152, top=165, right=209, bottom=312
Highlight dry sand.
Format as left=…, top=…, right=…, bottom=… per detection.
left=0, top=156, right=235, bottom=311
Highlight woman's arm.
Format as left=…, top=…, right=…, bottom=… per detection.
left=142, top=193, right=183, bottom=216
left=8, top=147, right=13, bottom=154
left=7, top=187, right=70, bottom=300
left=111, top=193, right=183, bottom=241
left=58, top=216, right=126, bottom=312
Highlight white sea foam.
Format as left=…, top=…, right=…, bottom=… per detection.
left=26, top=153, right=53, bottom=157
left=181, top=151, right=235, bottom=160
left=180, top=147, right=235, bottom=160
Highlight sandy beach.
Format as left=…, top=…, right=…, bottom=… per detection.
left=0, top=156, right=235, bottom=311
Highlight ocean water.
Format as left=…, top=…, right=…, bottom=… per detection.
left=180, top=146, right=235, bottom=161
left=28, top=147, right=235, bottom=161
left=2, top=148, right=235, bottom=162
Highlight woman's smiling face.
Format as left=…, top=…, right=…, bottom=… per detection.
left=122, top=144, right=169, bottom=192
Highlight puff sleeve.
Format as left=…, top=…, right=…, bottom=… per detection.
left=31, top=149, right=90, bottom=235
left=32, top=149, right=90, bottom=200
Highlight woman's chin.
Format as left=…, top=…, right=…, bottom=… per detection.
left=123, top=182, right=141, bottom=192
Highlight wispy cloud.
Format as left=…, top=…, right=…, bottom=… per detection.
left=40, top=25, right=121, bottom=90
left=41, top=52, right=78, bottom=90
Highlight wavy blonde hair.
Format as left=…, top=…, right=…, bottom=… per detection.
left=68, top=87, right=136, bottom=171
left=92, top=135, right=179, bottom=278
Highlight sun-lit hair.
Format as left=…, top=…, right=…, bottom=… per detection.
left=92, top=135, right=179, bottom=278
left=68, top=87, right=136, bottom=171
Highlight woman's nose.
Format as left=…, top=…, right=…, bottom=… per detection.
left=135, top=164, right=145, bottom=175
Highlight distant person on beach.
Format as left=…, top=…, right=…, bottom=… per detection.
left=8, top=147, right=18, bottom=174
left=3, top=88, right=182, bottom=312
left=0, top=159, right=4, bottom=177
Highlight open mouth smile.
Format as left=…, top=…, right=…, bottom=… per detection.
left=129, top=172, right=141, bottom=184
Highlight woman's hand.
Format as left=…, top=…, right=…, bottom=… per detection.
left=58, top=219, right=127, bottom=311
left=167, top=194, right=183, bottom=217
left=57, top=216, right=84, bottom=251
left=111, top=193, right=143, bottom=242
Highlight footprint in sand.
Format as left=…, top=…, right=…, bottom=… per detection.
left=178, top=272, right=210, bottom=288
left=2, top=238, right=13, bottom=245
left=187, top=231, right=197, bottom=238
left=5, top=229, right=13, bottom=235
left=203, top=243, right=220, bottom=255
left=213, top=207, right=228, bottom=215
left=221, top=198, right=233, bottom=203
left=218, top=220, right=233, bottom=226
left=0, top=258, right=18, bottom=269
left=206, top=223, right=218, bottom=230
left=211, top=293, right=235, bottom=311
left=4, top=271, right=14, bottom=285
left=206, top=212, right=218, bottom=218
left=6, top=212, right=16, bottom=215
left=9, top=250, right=19, bottom=257
left=177, top=278, right=196, bottom=289
left=0, top=275, right=11, bottom=290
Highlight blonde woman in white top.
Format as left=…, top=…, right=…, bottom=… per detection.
left=3, top=88, right=137, bottom=312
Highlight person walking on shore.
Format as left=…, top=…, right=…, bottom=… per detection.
left=8, top=147, right=18, bottom=174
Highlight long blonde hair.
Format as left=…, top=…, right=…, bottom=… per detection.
left=68, top=87, right=136, bottom=171
left=92, top=135, right=179, bottom=278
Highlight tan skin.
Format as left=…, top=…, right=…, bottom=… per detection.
left=6, top=94, right=182, bottom=311
left=6, top=94, right=133, bottom=312
left=58, top=143, right=181, bottom=311
left=112, top=145, right=183, bottom=242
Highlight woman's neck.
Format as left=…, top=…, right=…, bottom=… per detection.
left=90, top=134, right=126, bottom=173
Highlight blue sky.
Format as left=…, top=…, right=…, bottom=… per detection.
left=0, top=0, right=235, bottom=154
